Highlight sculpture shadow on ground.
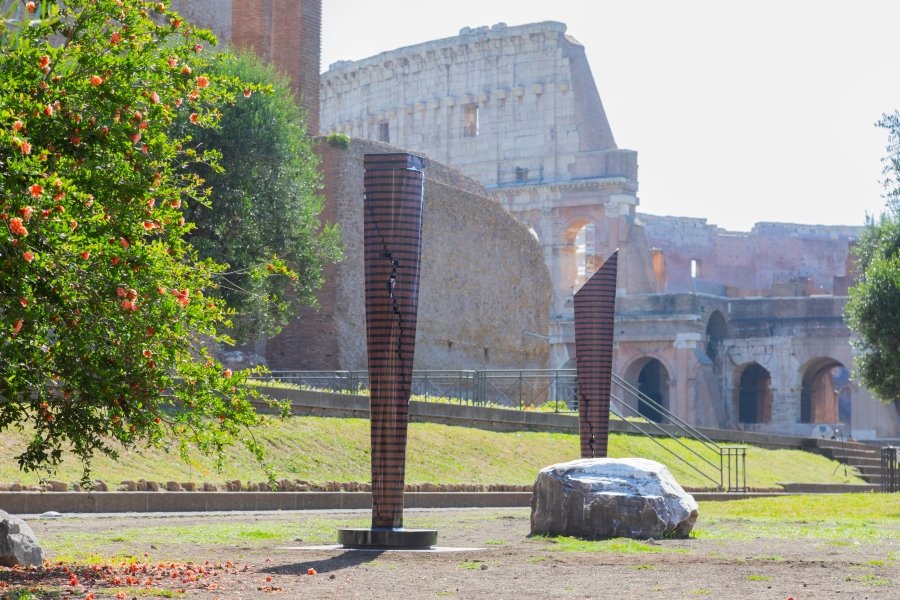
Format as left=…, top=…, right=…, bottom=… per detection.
left=262, top=549, right=384, bottom=575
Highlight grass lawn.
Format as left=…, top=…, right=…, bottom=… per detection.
left=0, top=415, right=867, bottom=489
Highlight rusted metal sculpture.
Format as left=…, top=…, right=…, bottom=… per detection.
left=573, top=250, right=619, bottom=458
left=339, top=152, right=436, bottom=548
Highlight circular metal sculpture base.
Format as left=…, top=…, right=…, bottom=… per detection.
left=338, top=527, right=438, bottom=549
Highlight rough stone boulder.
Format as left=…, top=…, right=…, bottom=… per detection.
left=530, top=457, right=699, bottom=539
left=0, top=510, right=45, bottom=567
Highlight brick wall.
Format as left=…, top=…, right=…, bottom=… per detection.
left=175, top=0, right=321, bottom=132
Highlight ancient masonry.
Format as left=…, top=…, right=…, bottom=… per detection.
left=264, top=137, right=552, bottom=375
left=168, top=2, right=552, bottom=371
left=170, top=0, right=321, bottom=132
left=321, top=22, right=659, bottom=361
left=320, top=21, right=900, bottom=441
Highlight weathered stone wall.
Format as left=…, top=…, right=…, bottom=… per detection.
left=639, top=213, right=863, bottom=296
left=265, top=138, right=552, bottom=371
left=321, top=22, right=618, bottom=187
left=614, top=292, right=900, bottom=439
left=170, top=0, right=321, bottom=132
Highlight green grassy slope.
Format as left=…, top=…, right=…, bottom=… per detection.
left=0, top=416, right=867, bottom=489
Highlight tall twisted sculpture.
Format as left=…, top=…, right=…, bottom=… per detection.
left=339, top=152, right=436, bottom=548
left=573, top=250, right=619, bottom=458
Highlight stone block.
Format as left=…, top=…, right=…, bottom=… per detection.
left=0, top=510, right=44, bottom=567
left=531, top=458, right=698, bottom=539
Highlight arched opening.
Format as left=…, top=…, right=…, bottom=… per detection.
left=625, top=358, right=670, bottom=423
left=558, top=218, right=594, bottom=305
left=574, top=223, right=596, bottom=287
left=800, top=358, right=851, bottom=427
left=736, top=363, right=772, bottom=424
left=705, top=311, right=727, bottom=365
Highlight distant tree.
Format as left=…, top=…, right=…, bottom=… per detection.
left=179, top=51, right=341, bottom=344
left=0, top=0, right=286, bottom=484
left=846, top=111, right=900, bottom=401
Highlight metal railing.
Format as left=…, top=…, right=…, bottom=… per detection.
left=253, top=369, right=579, bottom=410
left=609, top=374, right=742, bottom=491
left=882, top=447, right=899, bottom=493
left=252, top=368, right=745, bottom=491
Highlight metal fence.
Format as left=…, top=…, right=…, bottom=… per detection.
left=253, top=369, right=579, bottom=410
left=252, top=368, right=746, bottom=491
left=882, top=447, right=899, bottom=493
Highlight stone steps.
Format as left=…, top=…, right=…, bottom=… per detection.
left=801, top=438, right=885, bottom=485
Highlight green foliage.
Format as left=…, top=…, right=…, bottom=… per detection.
left=535, top=536, right=676, bottom=554
left=536, top=399, right=571, bottom=412
left=0, top=0, right=287, bottom=484
left=326, top=131, right=350, bottom=148
left=180, top=51, right=340, bottom=343
left=846, top=111, right=900, bottom=401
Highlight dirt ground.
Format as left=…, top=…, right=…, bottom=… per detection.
left=2, top=507, right=898, bottom=599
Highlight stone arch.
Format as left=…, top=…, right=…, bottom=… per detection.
left=705, top=310, right=727, bottom=365
left=799, top=357, right=851, bottom=427
left=624, top=356, right=671, bottom=423
left=734, top=362, right=772, bottom=424
left=562, top=218, right=601, bottom=292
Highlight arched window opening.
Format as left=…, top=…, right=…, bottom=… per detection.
left=636, top=359, right=670, bottom=423
left=575, top=223, right=596, bottom=287
left=800, top=360, right=851, bottom=427
left=737, top=363, right=772, bottom=424
left=705, top=311, right=727, bottom=365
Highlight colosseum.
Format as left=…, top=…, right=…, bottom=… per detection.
left=174, top=2, right=899, bottom=441
left=319, top=20, right=899, bottom=441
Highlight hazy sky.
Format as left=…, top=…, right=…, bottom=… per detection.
left=321, top=0, right=900, bottom=232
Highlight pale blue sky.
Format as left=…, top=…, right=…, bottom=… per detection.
left=321, top=0, right=900, bottom=232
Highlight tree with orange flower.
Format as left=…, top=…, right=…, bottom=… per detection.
left=0, top=0, right=286, bottom=483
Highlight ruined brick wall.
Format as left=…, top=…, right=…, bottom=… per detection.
left=638, top=213, right=863, bottom=296
left=171, top=0, right=320, bottom=132
left=265, top=138, right=552, bottom=371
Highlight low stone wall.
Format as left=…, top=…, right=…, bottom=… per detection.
left=0, top=491, right=534, bottom=514
left=0, top=490, right=786, bottom=514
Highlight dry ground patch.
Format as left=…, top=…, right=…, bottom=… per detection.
left=1, top=494, right=897, bottom=599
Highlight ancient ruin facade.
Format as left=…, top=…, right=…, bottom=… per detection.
left=168, top=3, right=553, bottom=373
left=321, top=22, right=659, bottom=369
left=319, top=22, right=900, bottom=440
left=639, top=215, right=861, bottom=297
left=140, top=5, right=899, bottom=441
